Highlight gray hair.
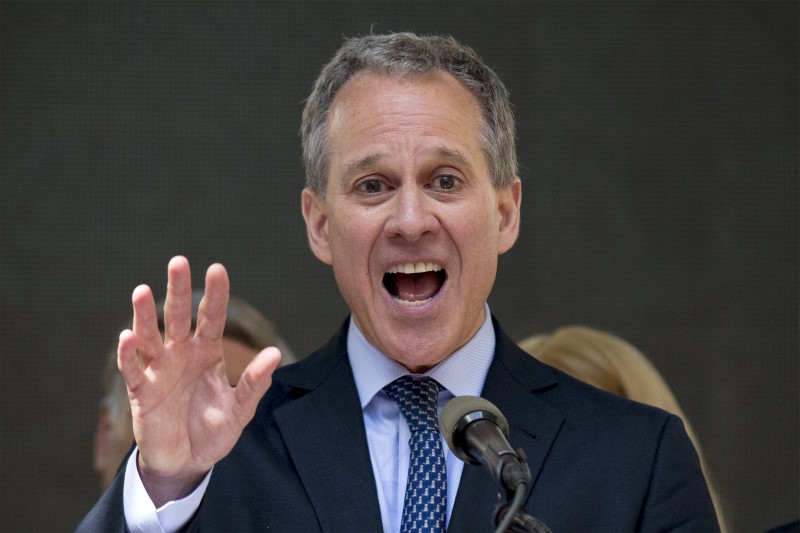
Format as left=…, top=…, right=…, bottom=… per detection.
left=300, top=32, right=518, bottom=195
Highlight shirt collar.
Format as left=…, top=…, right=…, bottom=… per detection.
left=348, top=303, right=496, bottom=409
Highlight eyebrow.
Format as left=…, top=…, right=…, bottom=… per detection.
left=344, top=145, right=472, bottom=171
left=339, top=145, right=474, bottom=184
left=344, top=153, right=385, bottom=177
left=433, top=146, right=470, bottom=168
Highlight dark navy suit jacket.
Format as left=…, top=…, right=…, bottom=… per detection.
left=77, top=317, right=719, bottom=532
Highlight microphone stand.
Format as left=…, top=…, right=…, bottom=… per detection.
left=491, top=449, right=552, bottom=533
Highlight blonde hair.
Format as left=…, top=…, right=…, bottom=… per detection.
left=519, top=326, right=727, bottom=532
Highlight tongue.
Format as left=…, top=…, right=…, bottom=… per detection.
left=394, top=272, right=441, bottom=302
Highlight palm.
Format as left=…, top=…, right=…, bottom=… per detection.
left=129, top=338, right=233, bottom=475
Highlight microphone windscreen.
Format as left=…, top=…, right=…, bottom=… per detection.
left=439, top=395, right=510, bottom=462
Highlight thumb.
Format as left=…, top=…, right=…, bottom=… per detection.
left=232, top=346, right=281, bottom=426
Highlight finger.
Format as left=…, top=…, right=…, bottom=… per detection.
left=118, top=329, right=145, bottom=391
left=131, top=284, right=164, bottom=358
left=232, top=347, right=281, bottom=426
left=163, top=256, right=193, bottom=343
left=194, top=263, right=229, bottom=342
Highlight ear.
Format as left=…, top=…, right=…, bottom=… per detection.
left=301, top=187, right=333, bottom=265
left=93, top=405, right=110, bottom=473
left=496, top=179, right=522, bottom=255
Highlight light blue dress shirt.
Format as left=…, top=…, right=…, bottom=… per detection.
left=349, top=304, right=495, bottom=533
left=124, top=304, right=496, bottom=533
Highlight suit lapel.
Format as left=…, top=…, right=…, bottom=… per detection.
left=449, top=319, right=565, bottom=532
left=273, top=323, right=383, bottom=532
left=271, top=317, right=564, bottom=532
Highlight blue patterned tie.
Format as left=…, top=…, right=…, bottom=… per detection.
left=384, top=376, right=447, bottom=533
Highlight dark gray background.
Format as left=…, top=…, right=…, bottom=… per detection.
left=1, top=2, right=797, bottom=531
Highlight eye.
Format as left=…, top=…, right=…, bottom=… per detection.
left=431, top=174, right=457, bottom=190
left=356, top=178, right=385, bottom=194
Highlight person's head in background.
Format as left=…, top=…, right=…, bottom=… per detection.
left=92, top=291, right=296, bottom=491
left=519, top=325, right=727, bottom=532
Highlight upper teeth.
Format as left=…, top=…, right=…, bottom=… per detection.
left=387, top=262, right=442, bottom=274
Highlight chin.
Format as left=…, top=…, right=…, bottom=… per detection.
left=395, top=359, right=442, bottom=374
left=386, top=339, right=451, bottom=373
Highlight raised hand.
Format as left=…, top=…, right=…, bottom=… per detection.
left=117, top=256, right=280, bottom=506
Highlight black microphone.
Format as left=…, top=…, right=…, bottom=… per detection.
left=439, top=395, right=531, bottom=493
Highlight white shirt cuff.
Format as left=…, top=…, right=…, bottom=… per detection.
left=123, top=447, right=213, bottom=533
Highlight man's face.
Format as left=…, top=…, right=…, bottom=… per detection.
left=220, top=337, right=260, bottom=386
left=302, top=71, right=521, bottom=372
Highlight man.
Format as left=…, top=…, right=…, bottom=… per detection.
left=92, top=292, right=297, bottom=491
left=78, top=33, right=719, bottom=532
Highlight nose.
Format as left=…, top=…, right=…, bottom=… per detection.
left=384, top=186, right=439, bottom=241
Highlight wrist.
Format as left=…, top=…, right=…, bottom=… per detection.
left=137, top=452, right=207, bottom=507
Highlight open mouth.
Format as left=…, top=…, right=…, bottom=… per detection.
left=383, top=262, right=447, bottom=306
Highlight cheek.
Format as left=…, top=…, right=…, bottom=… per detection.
left=455, top=207, right=501, bottom=280
left=329, top=209, right=379, bottom=263
left=110, top=417, right=134, bottom=452
left=329, top=228, right=374, bottom=296
left=459, top=204, right=500, bottom=248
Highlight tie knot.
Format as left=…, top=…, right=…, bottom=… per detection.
left=384, top=376, right=443, bottom=433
